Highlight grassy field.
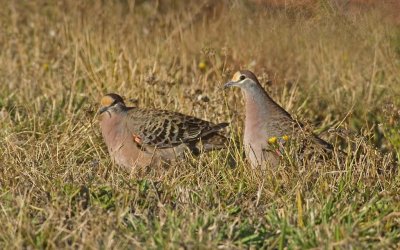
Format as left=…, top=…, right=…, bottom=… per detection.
left=1, top=1, right=399, bottom=248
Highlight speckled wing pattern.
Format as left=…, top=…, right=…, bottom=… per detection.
left=125, top=108, right=228, bottom=148
left=268, top=113, right=334, bottom=153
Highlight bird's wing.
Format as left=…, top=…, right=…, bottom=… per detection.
left=125, top=108, right=228, bottom=148
left=311, top=134, right=334, bottom=151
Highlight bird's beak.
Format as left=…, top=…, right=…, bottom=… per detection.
left=224, top=81, right=238, bottom=89
left=98, top=106, right=108, bottom=114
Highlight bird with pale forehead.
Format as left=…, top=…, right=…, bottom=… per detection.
left=98, top=93, right=230, bottom=170
left=224, top=70, right=335, bottom=168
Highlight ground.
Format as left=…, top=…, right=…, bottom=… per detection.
left=0, top=1, right=399, bottom=249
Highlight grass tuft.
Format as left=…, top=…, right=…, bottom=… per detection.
left=0, top=1, right=399, bottom=248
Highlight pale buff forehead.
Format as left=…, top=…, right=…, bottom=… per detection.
left=100, top=95, right=115, bottom=107
left=231, top=71, right=242, bottom=81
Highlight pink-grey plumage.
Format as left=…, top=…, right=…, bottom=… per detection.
left=224, top=70, right=333, bottom=168
left=98, top=93, right=229, bottom=170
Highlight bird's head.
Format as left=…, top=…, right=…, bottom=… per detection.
left=224, top=70, right=260, bottom=90
left=99, top=93, right=125, bottom=114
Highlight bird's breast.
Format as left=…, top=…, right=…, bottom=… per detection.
left=100, top=115, right=129, bottom=149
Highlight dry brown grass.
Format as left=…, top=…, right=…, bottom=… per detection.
left=0, top=1, right=399, bottom=248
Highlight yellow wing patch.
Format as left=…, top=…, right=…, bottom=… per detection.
left=231, top=71, right=242, bottom=82
left=132, top=133, right=142, bottom=145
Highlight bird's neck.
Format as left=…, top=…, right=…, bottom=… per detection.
left=243, top=86, right=277, bottom=123
left=99, top=111, right=127, bottom=147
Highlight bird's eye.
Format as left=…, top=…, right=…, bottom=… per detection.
left=239, top=75, right=246, bottom=81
